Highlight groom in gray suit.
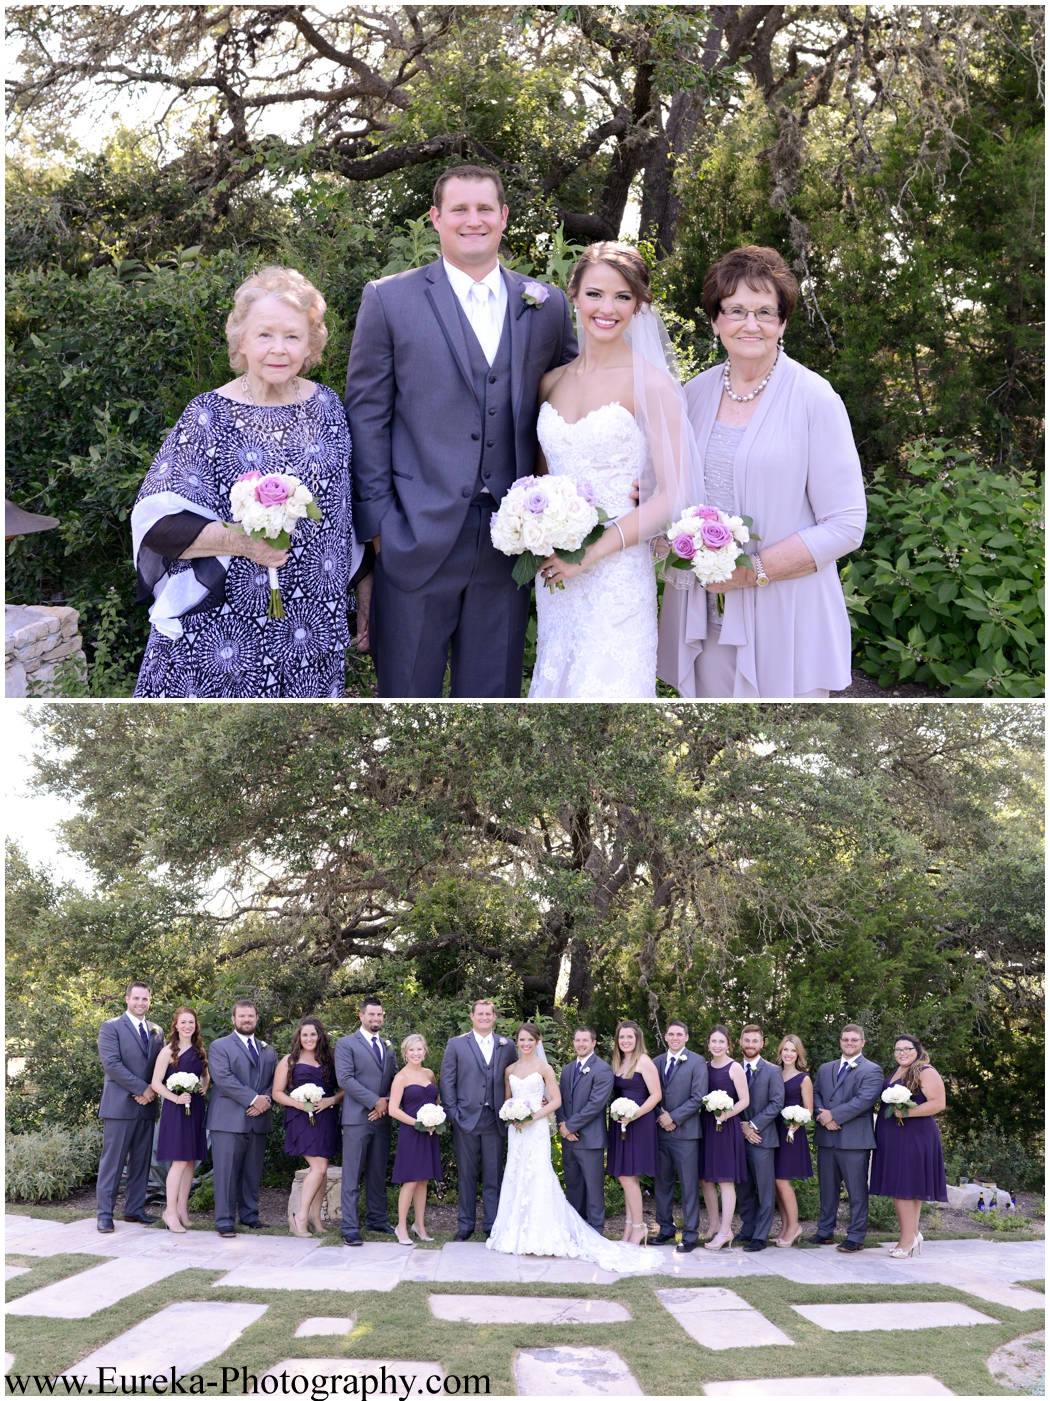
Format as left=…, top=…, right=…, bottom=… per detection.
left=96, top=981, right=165, bottom=1231
left=206, top=1000, right=278, bottom=1237
left=439, top=998, right=517, bottom=1238
left=556, top=1026, right=614, bottom=1232
left=735, top=1024, right=785, bottom=1252
left=346, top=164, right=578, bottom=698
left=809, top=1022, right=884, bottom=1252
left=654, top=1020, right=708, bottom=1252
left=334, top=997, right=398, bottom=1245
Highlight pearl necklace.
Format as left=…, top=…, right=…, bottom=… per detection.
left=722, top=348, right=780, bottom=403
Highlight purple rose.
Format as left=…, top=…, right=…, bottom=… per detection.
left=525, top=488, right=549, bottom=514
left=255, top=475, right=290, bottom=506
left=700, top=519, right=733, bottom=549
left=522, top=281, right=551, bottom=306
left=694, top=505, right=721, bottom=522
left=576, top=481, right=597, bottom=505
left=672, top=533, right=697, bottom=559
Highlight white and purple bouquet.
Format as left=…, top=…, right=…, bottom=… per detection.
left=499, top=1098, right=535, bottom=1132
left=167, top=1071, right=202, bottom=1116
left=227, top=471, right=322, bottom=619
left=702, top=1088, right=735, bottom=1131
left=664, top=506, right=757, bottom=614
left=781, top=1105, right=812, bottom=1143
left=415, top=1102, right=447, bottom=1135
left=289, top=1082, right=326, bottom=1125
left=609, top=1097, right=640, bottom=1137
left=490, top=475, right=609, bottom=590
left=881, top=1084, right=917, bottom=1125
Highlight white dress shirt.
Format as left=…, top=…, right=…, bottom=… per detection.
left=443, top=258, right=508, bottom=366
left=665, top=1051, right=685, bottom=1075
left=473, top=1030, right=495, bottom=1065
left=838, top=1055, right=860, bottom=1073
left=124, top=1011, right=149, bottom=1036
left=576, top=1053, right=593, bottom=1074
left=235, top=1030, right=261, bottom=1054
left=359, top=1026, right=384, bottom=1060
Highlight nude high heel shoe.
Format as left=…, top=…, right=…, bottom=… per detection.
left=290, top=1215, right=311, bottom=1239
left=163, top=1210, right=187, bottom=1234
left=411, top=1223, right=434, bottom=1242
left=776, top=1226, right=803, bottom=1248
left=629, top=1222, right=649, bottom=1247
left=704, top=1229, right=731, bottom=1250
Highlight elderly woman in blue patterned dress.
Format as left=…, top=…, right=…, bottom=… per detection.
left=132, top=266, right=369, bottom=697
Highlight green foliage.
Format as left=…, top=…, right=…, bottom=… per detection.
left=380, top=216, right=441, bottom=276
left=966, top=1208, right=1032, bottom=1231
left=846, top=440, right=1044, bottom=695
left=187, top=1170, right=214, bottom=1213
left=792, top=1174, right=821, bottom=1223
left=5, top=1124, right=103, bottom=1202
left=865, top=1195, right=900, bottom=1231
left=943, top=1125, right=1046, bottom=1194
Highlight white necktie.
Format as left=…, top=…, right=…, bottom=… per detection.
left=479, top=1036, right=492, bottom=1065
left=468, top=282, right=500, bottom=365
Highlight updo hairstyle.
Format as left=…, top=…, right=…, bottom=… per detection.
left=567, top=242, right=654, bottom=309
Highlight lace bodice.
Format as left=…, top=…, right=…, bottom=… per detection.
left=508, top=1071, right=546, bottom=1111
left=529, top=402, right=657, bottom=699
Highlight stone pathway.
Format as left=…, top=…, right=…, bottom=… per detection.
left=656, top=1287, right=795, bottom=1350
left=513, top=1346, right=643, bottom=1395
left=6, top=1255, right=192, bottom=1318
left=429, top=1295, right=631, bottom=1324
left=294, top=1316, right=355, bottom=1337
left=59, top=1301, right=268, bottom=1381
left=986, top=1329, right=1046, bottom=1393
left=792, top=1300, right=998, bottom=1332
left=702, top=1379, right=954, bottom=1396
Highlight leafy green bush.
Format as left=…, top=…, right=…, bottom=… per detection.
left=966, top=1208, right=1032, bottom=1231
left=187, top=1171, right=214, bottom=1213
left=792, top=1173, right=821, bottom=1222
left=866, top=1194, right=900, bottom=1231
left=845, top=440, right=1044, bottom=696
left=5, top=1124, right=103, bottom=1201
left=943, top=1124, right=1045, bottom=1193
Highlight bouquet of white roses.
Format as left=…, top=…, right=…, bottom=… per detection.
left=781, top=1105, right=812, bottom=1143
left=167, top=1071, right=201, bottom=1116
left=881, top=1084, right=917, bottom=1125
left=663, top=506, right=757, bottom=615
left=499, top=1098, right=534, bottom=1132
left=609, top=1098, right=640, bottom=1137
left=227, top=471, right=322, bottom=619
left=415, top=1103, right=447, bottom=1135
left=289, top=1082, right=326, bottom=1126
left=703, top=1089, right=735, bottom=1131
left=490, top=475, right=609, bottom=590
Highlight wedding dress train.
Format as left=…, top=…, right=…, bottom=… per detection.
left=485, top=1072, right=661, bottom=1272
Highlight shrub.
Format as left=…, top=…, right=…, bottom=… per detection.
left=792, top=1174, right=821, bottom=1222
left=845, top=439, right=1044, bottom=696
left=967, top=1208, right=1032, bottom=1232
left=187, top=1171, right=214, bottom=1213
left=5, top=1123, right=103, bottom=1202
left=866, top=1194, right=900, bottom=1231
left=943, top=1123, right=1045, bottom=1193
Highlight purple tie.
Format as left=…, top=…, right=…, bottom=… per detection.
left=371, top=1036, right=383, bottom=1065
left=573, top=1060, right=583, bottom=1087
left=836, top=1059, right=850, bottom=1084
left=666, top=1056, right=678, bottom=1082
left=138, top=1022, right=149, bottom=1053
left=246, top=1037, right=259, bottom=1066
left=746, top=1062, right=753, bottom=1085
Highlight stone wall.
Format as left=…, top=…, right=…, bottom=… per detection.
left=5, top=605, right=87, bottom=697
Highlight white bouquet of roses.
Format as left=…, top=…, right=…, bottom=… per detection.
left=703, top=1088, right=735, bottom=1131
left=609, top=1098, right=640, bottom=1137
left=415, top=1103, right=447, bottom=1135
left=499, top=1098, right=535, bottom=1132
left=664, top=506, right=758, bottom=615
left=881, top=1083, right=917, bottom=1125
left=490, top=475, right=609, bottom=590
left=167, top=1071, right=201, bottom=1116
left=781, top=1105, right=812, bottom=1143
left=227, top=471, right=322, bottom=619
left=289, top=1082, right=326, bottom=1125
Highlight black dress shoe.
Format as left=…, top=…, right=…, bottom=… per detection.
left=217, top=1229, right=237, bottom=1238
left=240, top=1220, right=266, bottom=1230
left=97, top=1218, right=115, bottom=1233
left=369, top=1223, right=396, bottom=1235
left=731, top=1234, right=752, bottom=1247
left=675, top=1240, right=700, bottom=1253
left=742, top=1239, right=768, bottom=1252
left=837, top=1239, right=862, bottom=1252
left=654, top=1232, right=678, bottom=1245
left=453, top=1229, right=474, bottom=1242
left=342, top=1236, right=363, bottom=1247
left=807, top=1235, right=836, bottom=1245
left=123, top=1212, right=160, bottom=1225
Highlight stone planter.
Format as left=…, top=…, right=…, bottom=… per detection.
left=287, top=1166, right=343, bottom=1227
left=6, top=605, right=87, bottom=697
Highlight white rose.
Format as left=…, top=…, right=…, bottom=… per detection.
left=520, top=516, right=549, bottom=552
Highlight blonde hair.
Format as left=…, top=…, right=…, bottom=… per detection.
left=611, top=1020, right=647, bottom=1077
left=775, top=1034, right=809, bottom=1072
left=400, top=1033, right=428, bottom=1059
left=226, top=266, right=329, bottom=373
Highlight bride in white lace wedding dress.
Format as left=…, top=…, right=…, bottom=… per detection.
left=528, top=242, right=695, bottom=700
left=486, top=1028, right=661, bottom=1273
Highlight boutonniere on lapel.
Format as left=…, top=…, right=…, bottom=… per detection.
left=521, top=281, right=550, bottom=310
left=580, top=1066, right=590, bottom=1075
left=498, top=1037, right=509, bottom=1047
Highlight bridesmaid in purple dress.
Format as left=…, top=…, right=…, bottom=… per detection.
left=700, top=1025, right=750, bottom=1250
left=271, top=1018, right=344, bottom=1238
left=389, top=1034, right=443, bottom=1244
left=605, top=1021, right=662, bottom=1246
left=868, top=1034, right=948, bottom=1258
left=772, top=1034, right=814, bottom=1247
left=152, top=1007, right=210, bottom=1234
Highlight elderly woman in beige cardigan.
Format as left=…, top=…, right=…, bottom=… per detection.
left=657, top=246, right=866, bottom=699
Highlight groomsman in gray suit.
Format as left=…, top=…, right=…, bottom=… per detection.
left=96, top=981, right=165, bottom=1232
left=653, top=1020, right=708, bottom=1252
left=556, top=1026, right=614, bottom=1232
left=809, top=1023, right=884, bottom=1252
left=206, top=1000, right=278, bottom=1237
left=440, top=998, right=518, bottom=1238
left=735, top=1024, right=785, bottom=1252
left=346, top=164, right=578, bottom=698
left=334, top=997, right=398, bottom=1245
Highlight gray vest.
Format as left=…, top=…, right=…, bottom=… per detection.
left=452, top=297, right=516, bottom=502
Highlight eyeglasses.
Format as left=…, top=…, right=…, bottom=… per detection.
left=719, top=306, right=780, bottom=324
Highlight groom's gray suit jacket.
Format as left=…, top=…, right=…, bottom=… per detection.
left=346, top=261, right=577, bottom=592
left=439, top=1032, right=518, bottom=1135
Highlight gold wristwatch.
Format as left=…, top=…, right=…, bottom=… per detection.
left=753, top=552, right=770, bottom=587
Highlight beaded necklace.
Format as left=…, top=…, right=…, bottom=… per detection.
left=722, top=347, right=780, bottom=404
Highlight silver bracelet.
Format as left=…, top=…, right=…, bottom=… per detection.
left=610, top=521, right=626, bottom=552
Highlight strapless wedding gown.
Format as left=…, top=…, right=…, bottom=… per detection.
left=528, top=402, right=657, bottom=699
left=485, top=1072, right=661, bottom=1272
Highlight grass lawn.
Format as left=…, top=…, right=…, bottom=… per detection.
left=6, top=1244, right=1045, bottom=1397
